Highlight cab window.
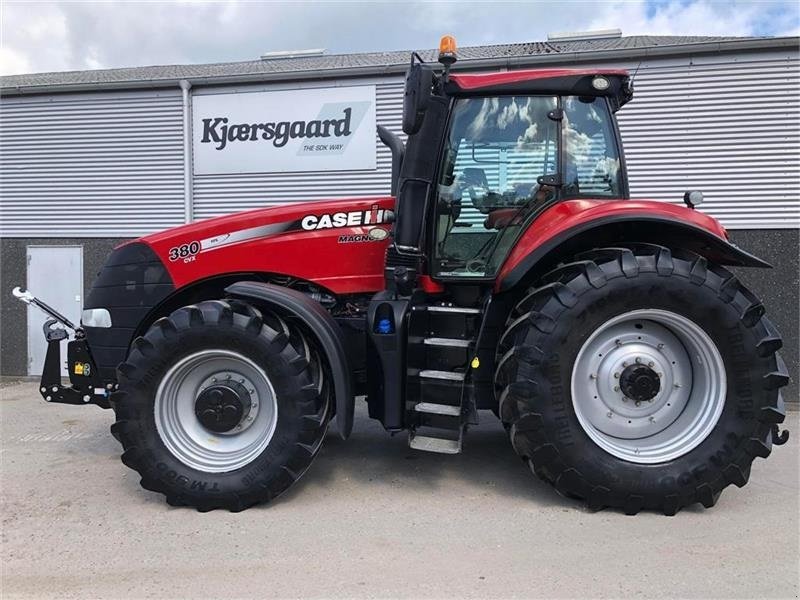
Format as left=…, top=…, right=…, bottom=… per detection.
left=563, top=96, right=623, bottom=197
left=433, top=95, right=559, bottom=277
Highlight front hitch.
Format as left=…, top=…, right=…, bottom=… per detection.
left=12, top=287, right=111, bottom=408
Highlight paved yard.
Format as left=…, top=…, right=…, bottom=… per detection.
left=1, top=381, right=798, bottom=599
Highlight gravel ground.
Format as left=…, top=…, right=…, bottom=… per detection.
left=1, top=381, right=798, bottom=599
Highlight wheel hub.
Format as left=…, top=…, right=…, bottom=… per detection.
left=619, top=364, right=661, bottom=402
left=195, top=381, right=251, bottom=433
left=571, top=309, right=726, bottom=464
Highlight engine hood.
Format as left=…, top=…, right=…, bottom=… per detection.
left=135, top=196, right=396, bottom=294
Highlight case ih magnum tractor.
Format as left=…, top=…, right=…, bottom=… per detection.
left=15, top=37, right=789, bottom=514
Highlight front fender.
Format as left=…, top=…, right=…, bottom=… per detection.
left=496, top=199, right=771, bottom=292
left=225, top=281, right=354, bottom=439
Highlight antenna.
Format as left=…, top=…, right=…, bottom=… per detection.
left=630, top=60, right=643, bottom=89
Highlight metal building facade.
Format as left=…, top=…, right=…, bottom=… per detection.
left=2, top=46, right=798, bottom=236
left=1, top=35, right=798, bottom=386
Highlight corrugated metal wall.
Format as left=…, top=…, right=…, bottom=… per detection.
left=1, top=48, right=797, bottom=238
left=0, top=89, right=185, bottom=237
left=618, top=51, right=800, bottom=229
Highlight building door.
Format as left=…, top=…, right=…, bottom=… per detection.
left=26, top=246, right=83, bottom=376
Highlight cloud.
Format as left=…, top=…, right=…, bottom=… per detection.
left=0, top=0, right=797, bottom=76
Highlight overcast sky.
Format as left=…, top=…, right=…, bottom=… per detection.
left=1, top=0, right=798, bottom=76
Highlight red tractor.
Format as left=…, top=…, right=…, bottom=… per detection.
left=15, top=37, right=789, bottom=514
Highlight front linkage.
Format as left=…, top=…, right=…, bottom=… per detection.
left=12, top=287, right=111, bottom=408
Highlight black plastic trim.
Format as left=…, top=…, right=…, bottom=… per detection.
left=498, top=215, right=772, bottom=292
left=225, top=281, right=354, bottom=439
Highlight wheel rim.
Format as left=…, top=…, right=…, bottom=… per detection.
left=571, top=309, right=726, bottom=464
left=154, top=349, right=278, bottom=473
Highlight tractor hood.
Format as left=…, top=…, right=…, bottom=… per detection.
left=138, top=196, right=396, bottom=294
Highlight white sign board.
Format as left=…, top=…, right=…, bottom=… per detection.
left=192, top=85, right=376, bottom=175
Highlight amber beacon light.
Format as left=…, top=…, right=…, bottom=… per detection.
left=438, top=35, right=458, bottom=66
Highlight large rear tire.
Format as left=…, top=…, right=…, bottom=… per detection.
left=496, top=245, right=788, bottom=515
left=111, top=299, right=329, bottom=511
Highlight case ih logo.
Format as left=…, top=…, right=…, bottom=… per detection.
left=301, top=205, right=393, bottom=231
left=201, top=108, right=353, bottom=150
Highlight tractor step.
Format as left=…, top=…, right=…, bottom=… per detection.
left=409, top=432, right=462, bottom=454
left=414, top=402, right=461, bottom=416
left=423, top=337, right=471, bottom=348
left=419, top=369, right=465, bottom=381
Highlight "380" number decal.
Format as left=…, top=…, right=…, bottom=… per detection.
left=168, top=241, right=200, bottom=262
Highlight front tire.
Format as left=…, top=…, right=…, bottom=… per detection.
left=111, top=299, right=329, bottom=511
left=496, top=245, right=788, bottom=515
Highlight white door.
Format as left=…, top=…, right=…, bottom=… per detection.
left=26, top=246, right=83, bottom=376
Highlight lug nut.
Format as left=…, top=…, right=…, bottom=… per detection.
left=614, top=386, right=620, bottom=392
left=52, top=386, right=58, bottom=392
left=635, top=357, right=641, bottom=364
left=648, top=361, right=654, bottom=367
left=649, top=416, right=656, bottom=423
left=622, top=361, right=628, bottom=367
left=45, top=396, right=52, bottom=402
left=615, top=339, right=622, bottom=346
left=41, top=387, right=46, bottom=393
left=606, top=412, right=613, bottom=418
left=657, top=343, right=665, bottom=350
left=590, top=373, right=597, bottom=379
left=635, top=401, right=641, bottom=407
left=614, top=372, right=620, bottom=379
left=83, top=395, right=91, bottom=403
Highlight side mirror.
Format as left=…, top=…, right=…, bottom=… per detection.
left=402, top=63, right=434, bottom=135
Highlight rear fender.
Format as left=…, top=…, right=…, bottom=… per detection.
left=225, top=281, right=354, bottom=439
left=495, top=200, right=771, bottom=293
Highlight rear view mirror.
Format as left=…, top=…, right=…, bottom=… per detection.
left=402, top=62, right=434, bottom=135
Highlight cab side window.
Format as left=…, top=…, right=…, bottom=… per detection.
left=563, top=96, right=623, bottom=197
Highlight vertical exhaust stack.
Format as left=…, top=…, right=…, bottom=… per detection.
left=377, top=125, right=404, bottom=196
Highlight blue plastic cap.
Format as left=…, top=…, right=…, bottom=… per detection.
left=376, top=318, right=394, bottom=334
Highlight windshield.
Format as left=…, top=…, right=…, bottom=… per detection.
left=433, top=95, right=622, bottom=278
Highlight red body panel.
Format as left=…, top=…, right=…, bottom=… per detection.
left=449, top=68, right=629, bottom=91
left=139, top=197, right=395, bottom=294
left=495, top=199, right=727, bottom=291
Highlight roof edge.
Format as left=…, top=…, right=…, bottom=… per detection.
left=2, top=36, right=798, bottom=97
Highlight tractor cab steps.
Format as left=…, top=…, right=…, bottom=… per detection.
left=405, top=302, right=484, bottom=455
left=409, top=430, right=462, bottom=454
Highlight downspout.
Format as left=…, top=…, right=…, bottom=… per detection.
left=179, top=80, right=194, bottom=223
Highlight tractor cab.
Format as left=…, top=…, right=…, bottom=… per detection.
left=385, top=37, right=633, bottom=288
left=367, top=37, right=635, bottom=450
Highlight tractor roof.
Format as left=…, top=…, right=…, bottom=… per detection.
left=445, top=68, right=633, bottom=109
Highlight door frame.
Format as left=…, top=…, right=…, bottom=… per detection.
left=26, top=245, right=84, bottom=376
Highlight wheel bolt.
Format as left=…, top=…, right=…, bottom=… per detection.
left=635, top=357, right=641, bottom=364
left=41, top=387, right=46, bottom=393
left=615, top=339, right=622, bottom=346
left=649, top=416, right=656, bottom=423
left=622, top=361, right=628, bottom=367
left=614, top=386, right=620, bottom=392
left=648, top=361, right=654, bottom=367
left=657, top=343, right=664, bottom=350
left=590, top=373, right=597, bottom=379
left=614, top=372, right=620, bottom=378
left=606, top=412, right=613, bottom=418
left=635, top=401, right=641, bottom=407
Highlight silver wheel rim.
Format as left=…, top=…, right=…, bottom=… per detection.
left=154, top=349, right=278, bottom=473
left=571, top=309, right=726, bottom=464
